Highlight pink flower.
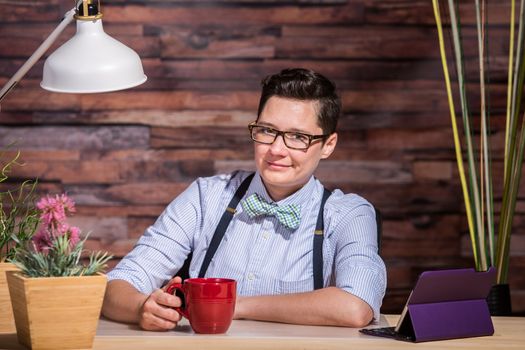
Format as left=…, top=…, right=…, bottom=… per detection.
left=67, top=226, right=81, bottom=247
left=54, top=223, right=70, bottom=238
left=59, top=194, right=76, bottom=215
left=33, top=193, right=81, bottom=252
left=36, top=194, right=76, bottom=226
left=37, top=196, right=64, bottom=225
left=32, top=228, right=53, bottom=253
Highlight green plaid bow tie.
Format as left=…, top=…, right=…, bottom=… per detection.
left=241, top=193, right=301, bottom=230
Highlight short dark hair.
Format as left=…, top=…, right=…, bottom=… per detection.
left=257, top=68, right=341, bottom=135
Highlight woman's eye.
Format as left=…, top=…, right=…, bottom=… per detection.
left=289, top=133, right=308, bottom=141
left=261, top=128, right=275, bottom=135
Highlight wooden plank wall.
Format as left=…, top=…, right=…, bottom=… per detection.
left=1, top=0, right=524, bottom=314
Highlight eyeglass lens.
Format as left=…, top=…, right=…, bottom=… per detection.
left=251, top=126, right=310, bottom=149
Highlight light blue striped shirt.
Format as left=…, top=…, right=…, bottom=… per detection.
left=108, top=171, right=387, bottom=320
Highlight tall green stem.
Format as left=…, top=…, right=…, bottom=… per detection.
left=448, top=0, right=485, bottom=270
left=505, top=0, right=517, bottom=181
left=475, top=0, right=494, bottom=265
left=432, top=0, right=479, bottom=267
left=497, top=0, right=525, bottom=284
left=506, top=0, right=525, bottom=185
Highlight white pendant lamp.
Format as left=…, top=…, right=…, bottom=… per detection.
left=42, top=1, right=147, bottom=93
left=0, top=0, right=146, bottom=106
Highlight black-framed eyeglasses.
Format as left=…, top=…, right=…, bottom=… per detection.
left=248, top=123, right=328, bottom=150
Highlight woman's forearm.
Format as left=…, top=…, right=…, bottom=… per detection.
left=234, top=287, right=373, bottom=328
left=102, top=279, right=148, bottom=324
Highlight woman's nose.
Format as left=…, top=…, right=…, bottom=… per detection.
left=269, top=134, right=288, bottom=154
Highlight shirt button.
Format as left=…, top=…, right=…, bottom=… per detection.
left=262, top=232, right=270, bottom=240
left=247, top=273, right=255, bottom=281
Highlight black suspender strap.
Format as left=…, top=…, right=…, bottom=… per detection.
left=313, top=188, right=332, bottom=290
left=198, top=173, right=255, bottom=278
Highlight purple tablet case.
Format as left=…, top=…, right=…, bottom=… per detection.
left=398, top=267, right=496, bottom=342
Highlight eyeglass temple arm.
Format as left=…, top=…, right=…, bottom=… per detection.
left=0, top=4, right=81, bottom=105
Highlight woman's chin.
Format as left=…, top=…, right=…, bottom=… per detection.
left=260, top=168, right=294, bottom=187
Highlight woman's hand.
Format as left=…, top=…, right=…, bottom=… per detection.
left=138, top=276, right=183, bottom=331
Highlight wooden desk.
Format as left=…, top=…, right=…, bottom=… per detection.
left=1, top=315, right=524, bottom=349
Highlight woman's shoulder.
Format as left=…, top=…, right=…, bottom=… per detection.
left=323, top=188, right=376, bottom=218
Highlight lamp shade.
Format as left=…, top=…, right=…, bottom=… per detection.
left=41, top=19, right=147, bottom=93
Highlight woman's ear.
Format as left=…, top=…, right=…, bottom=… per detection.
left=321, top=133, right=338, bottom=159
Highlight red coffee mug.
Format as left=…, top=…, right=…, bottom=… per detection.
left=166, top=278, right=236, bottom=334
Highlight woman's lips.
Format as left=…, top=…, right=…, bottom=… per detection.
left=266, top=160, right=290, bottom=169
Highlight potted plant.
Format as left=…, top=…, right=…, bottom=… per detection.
left=0, top=148, right=39, bottom=333
left=432, top=1, right=524, bottom=314
left=7, top=193, right=112, bottom=350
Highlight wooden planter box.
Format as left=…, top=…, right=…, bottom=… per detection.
left=0, top=263, right=19, bottom=333
left=7, top=272, right=106, bottom=350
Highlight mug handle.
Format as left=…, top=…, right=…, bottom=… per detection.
left=166, top=283, right=189, bottom=319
